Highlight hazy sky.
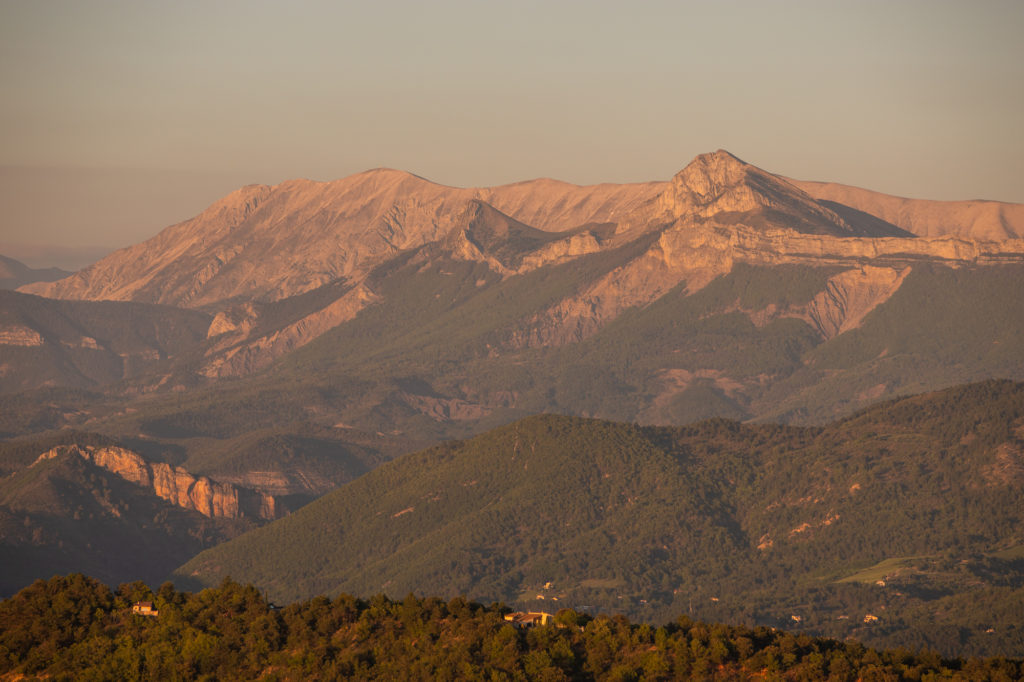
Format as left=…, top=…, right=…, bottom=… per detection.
left=1, top=0, right=1022, bottom=264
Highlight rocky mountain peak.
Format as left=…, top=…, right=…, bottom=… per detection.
left=670, top=149, right=751, bottom=204
left=658, top=149, right=856, bottom=235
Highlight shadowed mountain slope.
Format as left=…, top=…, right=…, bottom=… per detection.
left=0, top=446, right=246, bottom=595
left=0, top=289, right=211, bottom=393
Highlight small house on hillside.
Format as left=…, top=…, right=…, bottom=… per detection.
left=131, top=601, right=159, bottom=617
left=503, top=611, right=553, bottom=629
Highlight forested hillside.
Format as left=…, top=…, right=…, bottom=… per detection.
left=178, top=380, right=1024, bottom=657
left=1, top=575, right=1020, bottom=680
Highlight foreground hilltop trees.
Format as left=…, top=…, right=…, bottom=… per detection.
left=0, top=575, right=1020, bottom=680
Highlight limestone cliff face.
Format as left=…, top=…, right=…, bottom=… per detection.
left=513, top=214, right=1024, bottom=349
left=33, top=445, right=279, bottom=520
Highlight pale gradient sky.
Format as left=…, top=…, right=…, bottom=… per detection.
left=1, top=0, right=1022, bottom=266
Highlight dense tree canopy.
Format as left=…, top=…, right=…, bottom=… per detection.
left=1, top=575, right=1021, bottom=680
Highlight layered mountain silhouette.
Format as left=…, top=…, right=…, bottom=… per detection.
left=3, top=150, right=1024, bottom=610
left=0, top=255, right=70, bottom=290
left=21, top=150, right=1023, bottom=309
left=16, top=150, right=1023, bottom=389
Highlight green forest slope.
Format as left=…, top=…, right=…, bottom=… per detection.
left=1, top=575, right=1020, bottom=680
left=177, top=380, right=1024, bottom=656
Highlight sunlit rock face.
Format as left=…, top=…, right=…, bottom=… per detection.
left=33, top=445, right=279, bottom=521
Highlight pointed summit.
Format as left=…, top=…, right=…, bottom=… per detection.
left=671, top=149, right=751, bottom=205
left=659, top=150, right=859, bottom=235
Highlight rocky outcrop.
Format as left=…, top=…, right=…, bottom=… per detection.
left=799, top=266, right=911, bottom=339
left=0, top=324, right=44, bottom=346
left=655, top=150, right=858, bottom=236
left=32, top=445, right=280, bottom=520
left=206, top=302, right=260, bottom=339
left=200, top=283, right=379, bottom=377
left=983, top=442, right=1024, bottom=487
left=446, top=200, right=560, bottom=274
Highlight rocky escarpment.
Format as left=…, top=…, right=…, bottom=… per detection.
left=0, top=324, right=44, bottom=347
left=512, top=217, right=1024, bottom=348
left=709, top=266, right=912, bottom=340
left=32, top=445, right=280, bottom=520
left=797, top=266, right=911, bottom=339
left=200, top=283, right=379, bottom=378
left=481, top=152, right=1024, bottom=349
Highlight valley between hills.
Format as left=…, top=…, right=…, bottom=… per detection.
left=2, top=150, right=1024, bottom=658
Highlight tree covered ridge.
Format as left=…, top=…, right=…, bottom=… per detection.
left=1, top=574, right=1021, bottom=681
left=175, top=380, right=1024, bottom=657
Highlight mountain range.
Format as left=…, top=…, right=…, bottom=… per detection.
left=21, top=150, right=1024, bottom=309
left=2, top=150, right=1024, bottom=653
left=6, top=151, right=1022, bottom=427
